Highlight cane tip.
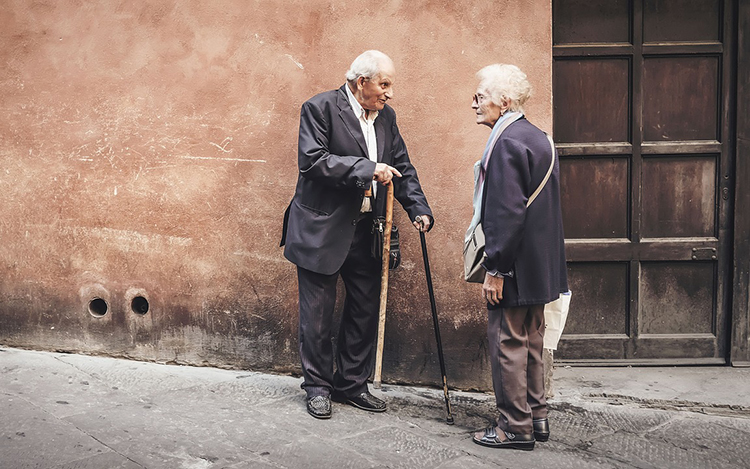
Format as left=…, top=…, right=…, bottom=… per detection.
left=373, top=380, right=382, bottom=389
left=446, top=416, right=455, bottom=425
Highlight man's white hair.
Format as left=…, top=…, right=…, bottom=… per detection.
left=346, top=50, right=393, bottom=82
left=476, top=64, right=532, bottom=113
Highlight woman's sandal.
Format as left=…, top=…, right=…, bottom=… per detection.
left=472, top=426, right=535, bottom=451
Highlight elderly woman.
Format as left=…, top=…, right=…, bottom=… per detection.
left=467, top=64, right=568, bottom=451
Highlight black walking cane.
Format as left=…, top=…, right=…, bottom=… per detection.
left=416, top=216, right=454, bottom=425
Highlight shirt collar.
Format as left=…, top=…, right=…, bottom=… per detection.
left=345, top=82, right=378, bottom=122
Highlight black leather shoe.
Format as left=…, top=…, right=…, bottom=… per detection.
left=344, top=391, right=387, bottom=412
left=473, top=427, right=535, bottom=451
left=533, top=418, right=550, bottom=442
left=306, top=395, right=331, bottom=419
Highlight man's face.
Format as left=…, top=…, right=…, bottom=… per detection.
left=472, top=88, right=504, bottom=128
left=357, top=62, right=395, bottom=111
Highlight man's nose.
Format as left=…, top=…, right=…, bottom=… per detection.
left=385, top=87, right=393, bottom=99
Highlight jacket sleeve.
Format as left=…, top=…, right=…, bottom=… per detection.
left=481, top=136, right=531, bottom=273
left=388, top=115, right=434, bottom=228
left=297, top=100, right=376, bottom=188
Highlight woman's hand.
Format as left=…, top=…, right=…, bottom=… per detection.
left=482, top=274, right=504, bottom=305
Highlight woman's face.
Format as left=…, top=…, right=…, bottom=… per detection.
left=472, top=89, right=506, bottom=128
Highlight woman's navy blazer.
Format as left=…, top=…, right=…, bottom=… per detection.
left=481, top=117, right=569, bottom=308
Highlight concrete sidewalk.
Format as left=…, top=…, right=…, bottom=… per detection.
left=552, top=364, right=750, bottom=415
left=1, top=347, right=749, bottom=469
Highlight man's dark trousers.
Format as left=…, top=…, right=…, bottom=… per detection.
left=297, top=213, right=380, bottom=399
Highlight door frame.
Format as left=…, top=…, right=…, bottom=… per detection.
left=552, top=0, right=740, bottom=364
left=731, top=0, right=750, bottom=366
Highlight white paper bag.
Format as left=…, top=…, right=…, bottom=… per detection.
left=543, top=291, right=572, bottom=350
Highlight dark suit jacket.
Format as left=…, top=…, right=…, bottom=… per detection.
left=481, top=118, right=568, bottom=308
left=281, top=85, right=433, bottom=275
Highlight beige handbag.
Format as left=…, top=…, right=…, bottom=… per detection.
left=463, top=222, right=488, bottom=283
left=463, top=134, right=556, bottom=283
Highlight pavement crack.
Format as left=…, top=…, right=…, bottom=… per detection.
left=553, top=437, right=643, bottom=469
left=67, top=426, right=148, bottom=468
left=585, top=392, right=750, bottom=418
left=3, top=389, right=147, bottom=468
left=711, top=418, right=750, bottom=435
left=43, top=402, right=150, bottom=469
left=643, top=413, right=681, bottom=435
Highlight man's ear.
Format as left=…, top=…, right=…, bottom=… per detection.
left=357, top=76, right=367, bottom=90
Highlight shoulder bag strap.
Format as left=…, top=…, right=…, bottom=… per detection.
left=526, top=134, right=556, bottom=208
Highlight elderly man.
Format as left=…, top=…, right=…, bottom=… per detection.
left=281, top=50, right=434, bottom=419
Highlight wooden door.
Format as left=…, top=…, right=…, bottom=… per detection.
left=553, top=0, right=735, bottom=363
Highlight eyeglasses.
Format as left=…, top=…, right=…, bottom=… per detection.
left=472, top=93, right=488, bottom=104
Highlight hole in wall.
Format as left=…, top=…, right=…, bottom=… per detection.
left=88, top=298, right=108, bottom=317
left=131, top=296, right=149, bottom=315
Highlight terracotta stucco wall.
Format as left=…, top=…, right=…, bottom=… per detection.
left=0, top=0, right=551, bottom=389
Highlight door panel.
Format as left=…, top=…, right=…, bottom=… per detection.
left=553, top=0, right=631, bottom=44
left=641, top=156, right=717, bottom=238
left=642, top=57, right=720, bottom=141
left=560, top=158, right=629, bottom=238
left=554, top=59, right=630, bottom=143
left=643, top=0, right=721, bottom=42
left=553, top=0, right=732, bottom=363
left=640, top=262, right=716, bottom=335
left=565, top=262, right=629, bottom=336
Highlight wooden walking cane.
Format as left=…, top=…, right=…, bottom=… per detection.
left=373, top=182, right=394, bottom=389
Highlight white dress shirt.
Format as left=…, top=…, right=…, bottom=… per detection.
left=345, top=84, right=379, bottom=211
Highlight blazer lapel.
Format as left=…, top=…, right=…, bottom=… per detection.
left=375, top=116, right=385, bottom=163
left=336, top=86, right=368, bottom=156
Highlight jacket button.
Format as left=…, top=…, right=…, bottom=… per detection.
left=352, top=219, right=357, bottom=225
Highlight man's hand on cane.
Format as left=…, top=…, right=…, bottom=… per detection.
left=373, top=163, right=402, bottom=185
left=414, top=215, right=431, bottom=232
left=373, top=164, right=430, bottom=232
